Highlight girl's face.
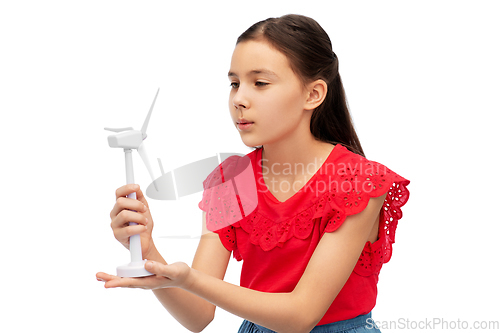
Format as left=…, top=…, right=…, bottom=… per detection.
left=228, top=40, right=311, bottom=148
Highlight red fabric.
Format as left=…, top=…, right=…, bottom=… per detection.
left=198, top=144, right=410, bottom=325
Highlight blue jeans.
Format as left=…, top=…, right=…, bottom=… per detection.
left=238, top=312, right=381, bottom=333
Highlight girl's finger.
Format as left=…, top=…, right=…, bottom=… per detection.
left=107, top=277, right=138, bottom=289
left=96, top=272, right=136, bottom=288
left=145, top=261, right=185, bottom=281
left=97, top=272, right=166, bottom=289
left=111, top=210, right=148, bottom=229
left=144, top=260, right=158, bottom=274
left=134, top=186, right=148, bottom=206
left=112, top=224, right=147, bottom=243
left=115, top=184, right=140, bottom=199
left=110, top=196, right=147, bottom=219
left=144, top=260, right=170, bottom=276
left=96, top=272, right=115, bottom=282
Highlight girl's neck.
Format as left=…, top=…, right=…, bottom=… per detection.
left=261, top=135, right=334, bottom=178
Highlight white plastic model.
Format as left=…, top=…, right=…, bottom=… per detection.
left=104, top=89, right=160, bottom=277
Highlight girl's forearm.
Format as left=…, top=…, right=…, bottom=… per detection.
left=146, top=249, right=216, bottom=332
left=152, top=287, right=215, bottom=332
left=183, top=268, right=316, bottom=333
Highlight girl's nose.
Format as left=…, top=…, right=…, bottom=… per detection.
left=233, top=103, right=246, bottom=110
left=231, top=87, right=249, bottom=109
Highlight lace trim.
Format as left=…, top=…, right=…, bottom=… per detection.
left=237, top=179, right=408, bottom=246
left=355, top=180, right=409, bottom=276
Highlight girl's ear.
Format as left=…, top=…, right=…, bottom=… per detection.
left=304, top=79, right=328, bottom=111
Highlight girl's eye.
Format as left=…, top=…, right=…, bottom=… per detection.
left=230, top=82, right=239, bottom=89
left=255, top=81, right=269, bottom=87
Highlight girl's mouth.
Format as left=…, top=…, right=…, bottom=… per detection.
left=237, top=121, right=254, bottom=131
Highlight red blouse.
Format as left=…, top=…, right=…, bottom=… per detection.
left=198, top=144, right=410, bottom=325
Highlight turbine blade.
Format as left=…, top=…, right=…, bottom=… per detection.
left=104, top=127, right=133, bottom=132
left=141, top=88, right=160, bottom=137
left=158, top=158, right=166, bottom=175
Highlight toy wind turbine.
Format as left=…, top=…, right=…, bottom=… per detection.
left=105, top=88, right=160, bottom=277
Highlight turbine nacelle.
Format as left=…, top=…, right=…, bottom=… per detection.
left=106, top=129, right=144, bottom=149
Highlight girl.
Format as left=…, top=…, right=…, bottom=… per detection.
left=97, top=14, right=410, bottom=333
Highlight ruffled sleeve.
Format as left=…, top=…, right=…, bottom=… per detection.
left=198, top=153, right=258, bottom=258
left=316, top=155, right=409, bottom=232
left=312, top=150, right=410, bottom=274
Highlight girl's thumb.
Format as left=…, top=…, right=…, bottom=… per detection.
left=145, top=260, right=158, bottom=274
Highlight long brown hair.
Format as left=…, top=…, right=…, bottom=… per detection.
left=236, top=14, right=365, bottom=157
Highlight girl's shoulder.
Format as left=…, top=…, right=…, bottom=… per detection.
left=309, top=144, right=411, bottom=230
left=316, top=144, right=411, bottom=212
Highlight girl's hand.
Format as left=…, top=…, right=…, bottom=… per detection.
left=96, top=261, right=192, bottom=290
left=110, top=184, right=156, bottom=259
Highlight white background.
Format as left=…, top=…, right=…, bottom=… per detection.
left=1, top=1, right=498, bottom=332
